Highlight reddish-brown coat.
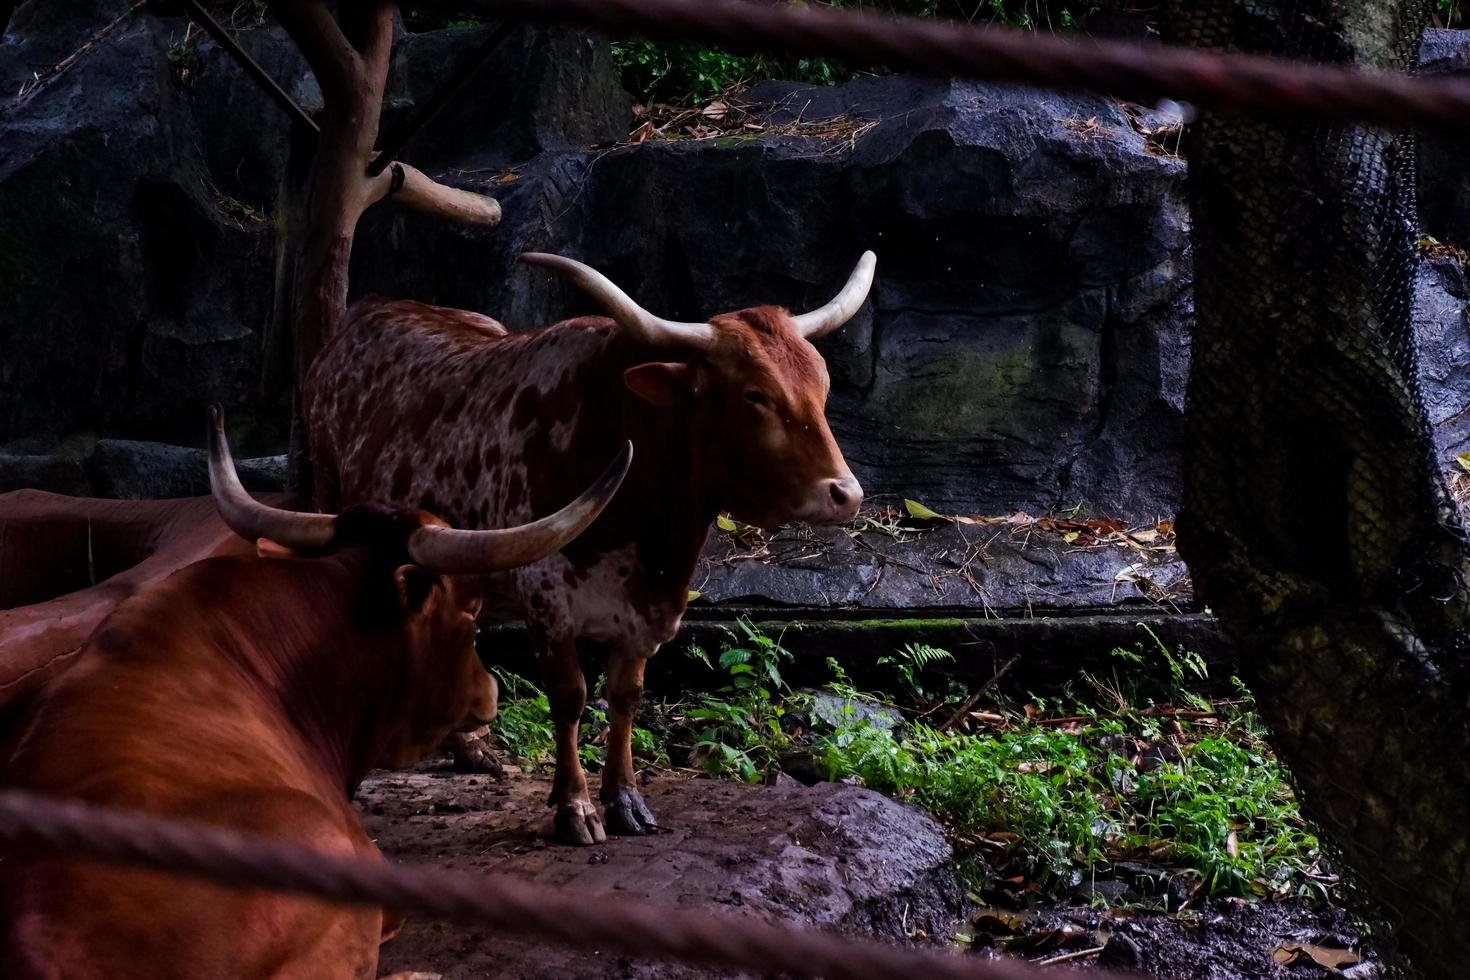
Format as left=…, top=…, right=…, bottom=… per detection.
left=0, top=509, right=491, bottom=978
left=305, top=295, right=859, bottom=843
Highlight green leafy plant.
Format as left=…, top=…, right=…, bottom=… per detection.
left=877, top=642, right=954, bottom=701
left=166, top=27, right=201, bottom=85
left=489, top=621, right=1325, bottom=906
left=489, top=668, right=555, bottom=766
left=683, top=619, right=800, bottom=781
left=611, top=1, right=1083, bottom=104
left=812, top=706, right=1323, bottom=901
left=1097, top=624, right=1211, bottom=711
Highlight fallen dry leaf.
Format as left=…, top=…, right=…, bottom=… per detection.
left=1271, top=942, right=1361, bottom=972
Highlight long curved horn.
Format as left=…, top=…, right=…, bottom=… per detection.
left=207, top=407, right=336, bottom=550
left=406, top=442, right=633, bottom=575
left=521, top=253, right=717, bottom=350
left=792, top=251, right=877, bottom=339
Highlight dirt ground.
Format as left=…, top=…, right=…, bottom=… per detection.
left=360, top=766, right=1381, bottom=979
left=360, top=765, right=965, bottom=979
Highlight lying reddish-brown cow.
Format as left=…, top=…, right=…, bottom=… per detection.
left=0, top=492, right=261, bottom=730
left=0, top=411, right=629, bottom=978
left=306, top=252, right=875, bottom=844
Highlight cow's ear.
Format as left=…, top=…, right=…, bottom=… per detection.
left=623, top=362, right=689, bottom=407
left=394, top=564, right=439, bottom=614
left=256, top=538, right=296, bottom=559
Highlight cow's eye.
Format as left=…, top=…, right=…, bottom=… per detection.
left=744, top=389, right=769, bottom=407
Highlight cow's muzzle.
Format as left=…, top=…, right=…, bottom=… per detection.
left=796, top=476, right=863, bottom=526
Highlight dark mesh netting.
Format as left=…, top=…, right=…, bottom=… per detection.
left=1163, top=0, right=1470, bottom=966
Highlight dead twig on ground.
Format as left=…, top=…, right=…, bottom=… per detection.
left=938, top=655, right=1021, bottom=733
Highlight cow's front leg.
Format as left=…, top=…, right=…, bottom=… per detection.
left=443, top=727, right=505, bottom=777
left=539, top=630, right=604, bottom=845
left=444, top=668, right=502, bottom=774
left=601, top=648, right=659, bottom=835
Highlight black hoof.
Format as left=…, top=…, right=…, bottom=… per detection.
left=604, top=788, right=660, bottom=836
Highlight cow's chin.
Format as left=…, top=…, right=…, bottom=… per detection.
left=727, top=495, right=859, bottom=531
left=787, top=500, right=860, bottom=527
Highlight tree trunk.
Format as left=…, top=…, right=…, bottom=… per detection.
left=266, top=0, right=500, bottom=492
left=1164, top=1, right=1470, bottom=972
left=265, top=121, right=315, bottom=492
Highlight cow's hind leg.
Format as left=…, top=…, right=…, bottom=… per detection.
left=537, top=626, right=605, bottom=845
left=601, top=648, right=659, bottom=835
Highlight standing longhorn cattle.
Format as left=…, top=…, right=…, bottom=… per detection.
left=306, top=252, right=875, bottom=844
left=0, top=411, right=630, bottom=979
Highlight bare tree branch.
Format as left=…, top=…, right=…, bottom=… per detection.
left=370, top=164, right=503, bottom=226
left=339, top=1, right=396, bottom=76
left=268, top=0, right=359, bottom=106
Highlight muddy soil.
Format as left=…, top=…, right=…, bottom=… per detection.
left=965, top=901, right=1381, bottom=978
left=359, top=767, right=1382, bottom=979
left=360, top=766, right=965, bottom=978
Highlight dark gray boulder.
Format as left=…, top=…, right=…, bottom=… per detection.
left=691, top=517, right=1188, bottom=613
left=379, top=23, right=630, bottom=175
left=0, top=5, right=284, bottom=451
left=0, top=440, right=285, bottom=498
left=1418, top=29, right=1470, bottom=251
left=0, top=453, right=91, bottom=496
left=88, top=439, right=286, bottom=499
left=365, top=769, right=965, bottom=979
left=1415, top=257, right=1470, bottom=464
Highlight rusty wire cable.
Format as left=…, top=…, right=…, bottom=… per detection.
left=462, top=0, right=1470, bottom=132
left=0, top=790, right=1064, bottom=980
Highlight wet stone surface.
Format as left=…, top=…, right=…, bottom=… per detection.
left=692, top=515, right=1190, bottom=614
left=358, top=767, right=966, bottom=979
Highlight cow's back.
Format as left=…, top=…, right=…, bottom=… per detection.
left=308, top=298, right=697, bottom=643
left=307, top=298, right=625, bottom=536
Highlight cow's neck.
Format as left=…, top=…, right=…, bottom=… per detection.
left=623, top=386, right=721, bottom=610
left=236, top=554, right=401, bottom=793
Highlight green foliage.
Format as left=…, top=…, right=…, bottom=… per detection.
left=1097, top=624, right=1211, bottom=711
left=685, top=619, right=799, bottom=782
left=813, top=708, right=1323, bottom=902
left=612, top=0, right=1082, bottom=104
left=491, top=668, right=666, bottom=771
left=612, top=38, right=849, bottom=106
left=489, top=669, right=555, bottom=766
left=489, top=622, right=1325, bottom=905
left=877, top=641, right=955, bottom=700
left=166, top=28, right=201, bottom=83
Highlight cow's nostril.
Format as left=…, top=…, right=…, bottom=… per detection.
left=829, top=481, right=850, bottom=505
